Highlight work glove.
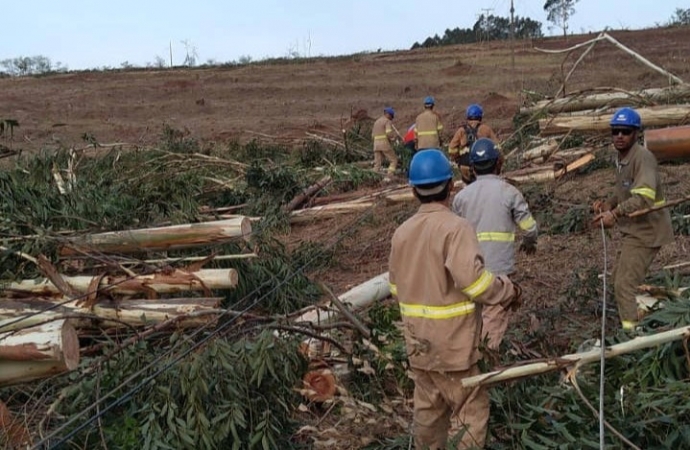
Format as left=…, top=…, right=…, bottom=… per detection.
left=519, top=238, right=537, bottom=255
left=592, top=210, right=616, bottom=229
left=591, top=200, right=611, bottom=214
left=509, top=281, right=523, bottom=311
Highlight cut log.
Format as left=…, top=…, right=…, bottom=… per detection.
left=520, top=139, right=559, bottom=161
left=504, top=154, right=595, bottom=184
left=461, top=325, right=690, bottom=388
left=521, top=85, right=690, bottom=115
left=644, top=125, right=690, bottom=161
left=530, top=147, right=596, bottom=165
left=60, top=217, right=252, bottom=256
left=0, top=297, right=223, bottom=331
left=539, top=106, right=690, bottom=135
left=0, top=319, right=79, bottom=386
left=4, top=268, right=238, bottom=298
left=294, top=272, right=391, bottom=325
left=283, top=176, right=332, bottom=212
left=301, top=368, right=337, bottom=403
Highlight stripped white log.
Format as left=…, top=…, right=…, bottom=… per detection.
left=4, top=268, right=238, bottom=297
left=294, top=272, right=391, bottom=325
left=461, top=325, right=690, bottom=388
left=0, top=319, right=79, bottom=386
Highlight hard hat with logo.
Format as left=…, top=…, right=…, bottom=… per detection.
left=384, top=107, right=395, bottom=118
left=423, top=96, right=435, bottom=106
left=466, top=104, right=483, bottom=120
left=409, top=149, right=452, bottom=195
left=469, top=138, right=500, bottom=165
left=610, top=107, right=641, bottom=129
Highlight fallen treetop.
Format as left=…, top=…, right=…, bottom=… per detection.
left=461, top=325, right=690, bottom=388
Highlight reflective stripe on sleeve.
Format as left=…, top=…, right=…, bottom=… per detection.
left=374, top=134, right=389, bottom=140
left=476, top=232, right=515, bottom=242
left=630, top=187, right=656, bottom=200
left=389, top=283, right=397, bottom=296
left=654, top=199, right=666, bottom=207
left=462, top=270, right=495, bottom=299
left=621, top=320, right=638, bottom=330
left=417, top=131, right=438, bottom=136
left=399, top=301, right=475, bottom=319
left=448, top=147, right=459, bottom=155
left=518, top=216, right=537, bottom=231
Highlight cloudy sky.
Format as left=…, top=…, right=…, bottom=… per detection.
left=2, top=0, right=683, bottom=70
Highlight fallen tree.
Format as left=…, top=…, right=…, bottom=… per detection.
left=539, top=105, right=690, bottom=135
left=0, top=297, right=223, bottom=331
left=4, top=268, right=239, bottom=298
left=0, top=319, right=79, bottom=386
left=461, top=325, right=690, bottom=388
left=59, top=217, right=252, bottom=256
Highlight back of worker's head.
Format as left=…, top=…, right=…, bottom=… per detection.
left=470, top=138, right=501, bottom=175
left=466, top=104, right=483, bottom=121
left=409, top=149, right=453, bottom=202
left=423, top=96, right=435, bottom=109
left=384, top=107, right=395, bottom=119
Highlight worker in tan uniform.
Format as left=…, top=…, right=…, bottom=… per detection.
left=448, top=104, right=498, bottom=185
left=452, top=138, right=538, bottom=350
left=389, top=149, right=520, bottom=449
left=592, top=107, right=674, bottom=331
left=371, top=107, right=399, bottom=175
left=414, top=96, right=444, bottom=151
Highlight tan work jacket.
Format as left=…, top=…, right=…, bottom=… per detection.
left=372, top=115, right=395, bottom=152
left=452, top=174, right=537, bottom=275
left=389, top=203, right=515, bottom=372
left=611, top=143, right=674, bottom=248
left=414, top=110, right=443, bottom=150
left=448, top=122, right=498, bottom=159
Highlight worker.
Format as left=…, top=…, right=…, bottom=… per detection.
left=389, top=149, right=520, bottom=449
left=592, top=107, right=674, bottom=332
left=448, top=104, right=498, bottom=185
left=414, top=96, right=444, bottom=151
left=371, top=107, right=399, bottom=175
left=452, top=138, right=538, bottom=350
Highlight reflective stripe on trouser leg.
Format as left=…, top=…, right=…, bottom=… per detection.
left=613, top=241, right=660, bottom=326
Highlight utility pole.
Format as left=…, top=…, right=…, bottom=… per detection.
left=510, top=0, right=515, bottom=71
left=477, top=8, right=493, bottom=42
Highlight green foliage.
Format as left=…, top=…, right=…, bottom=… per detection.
left=56, top=331, right=307, bottom=449
left=411, top=14, right=543, bottom=49
left=667, top=8, right=690, bottom=26
left=543, top=0, right=580, bottom=37
left=671, top=201, right=690, bottom=235
left=548, top=205, right=589, bottom=235
left=296, top=139, right=368, bottom=168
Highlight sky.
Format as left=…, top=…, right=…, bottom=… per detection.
left=1, top=1, right=683, bottom=70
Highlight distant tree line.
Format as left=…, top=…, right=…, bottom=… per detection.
left=667, top=7, right=690, bottom=26
left=411, top=14, right=543, bottom=49
left=0, top=55, right=68, bottom=77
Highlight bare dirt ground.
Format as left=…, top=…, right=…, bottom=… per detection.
left=1, top=27, right=689, bottom=154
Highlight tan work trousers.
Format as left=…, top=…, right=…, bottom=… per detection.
left=373, top=148, right=399, bottom=174
left=410, top=366, right=489, bottom=449
left=481, top=305, right=510, bottom=350
left=613, top=239, right=660, bottom=328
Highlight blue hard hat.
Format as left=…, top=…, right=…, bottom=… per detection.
left=384, top=107, right=395, bottom=118
left=470, top=138, right=501, bottom=165
left=409, top=149, right=452, bottom=186
left=466, top=104, right=483, bottom=119
left=424, top=96, right=435, bottom=106
left=610, top=107, right=641, bottom=129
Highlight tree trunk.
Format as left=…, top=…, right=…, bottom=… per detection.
left=294, top=272, right=391, bottom=325
left=283, top=176, right=332, bottom=212
left=521, top=85, right=690, bottom=115
left=539, top=105, right=690, bottom=135
left=0, top=319, right=79, bottom=386
left=0, top=297, right=223, bottom=331
left=504, top=154, right=594, bottom=184
left=461, top=325, right=690, bottom=388
left=4, top=268, right=238, bottom=298
left=644, top=125, right=690, bottom=161
left=59, top=217, right=252, bottom=256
